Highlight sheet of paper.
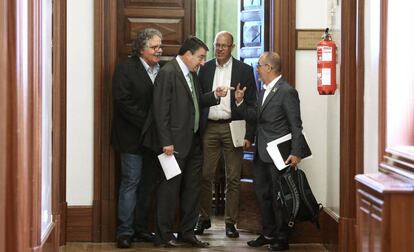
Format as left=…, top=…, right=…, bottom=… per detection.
left=157, top=153, right=181, bottom=180
left=229, top=120, right=246, bottom=147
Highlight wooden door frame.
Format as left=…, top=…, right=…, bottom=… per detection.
left=269, top=0, right=296, bottom=86
left=338, top=0, right=365, bottom=251
left=0, top=0, right=66, bottom=250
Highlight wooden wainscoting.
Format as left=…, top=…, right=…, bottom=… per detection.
left=66, top=206, right=93, bottom=242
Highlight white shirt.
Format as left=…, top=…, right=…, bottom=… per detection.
left=262, top=75, right=282, bottom=105
left=176, top=56, right=194, bottom=92
left=208, top=57, right=233, bottom=120
left=139, top=57, right=160, bottom=83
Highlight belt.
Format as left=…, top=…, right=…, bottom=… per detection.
left=208, top=119, right=232, bottom=124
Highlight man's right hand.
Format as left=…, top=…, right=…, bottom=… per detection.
left=163, top=145, right=174, bottom=155
left=215, top=86, right=235, bottom=97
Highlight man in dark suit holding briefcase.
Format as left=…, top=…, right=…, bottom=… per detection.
left=247, top=52, right=308, bottom=251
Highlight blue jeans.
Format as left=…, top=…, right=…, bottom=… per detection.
left=117, top=153, right=143, bottom=238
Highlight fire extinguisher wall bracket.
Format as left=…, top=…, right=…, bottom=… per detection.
left=317, top=28, right=337, bottom=95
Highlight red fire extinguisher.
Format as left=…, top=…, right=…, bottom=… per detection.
left=317, top=28, right=337, bottom=95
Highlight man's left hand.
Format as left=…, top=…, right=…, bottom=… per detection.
left=235, top=83, right=247, bottom=103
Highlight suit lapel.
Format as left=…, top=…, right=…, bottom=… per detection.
left=172, top=59, right=193, bottom=100
left=135, top=57, right=154, bottom=89
left=205, top=62, right=216, bottom=92
left=260, top=78, right=282, bottom=114
left=230, top=57, right=239, bottom=87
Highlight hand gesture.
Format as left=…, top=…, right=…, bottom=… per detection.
left=235, top=83, right=246, bottom=103
left=215, top=86, right=235, bottom=97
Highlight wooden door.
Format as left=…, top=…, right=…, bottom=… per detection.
left=93, top=0, right=195, bottom=242
left=117, top=0, right=195, bottom=60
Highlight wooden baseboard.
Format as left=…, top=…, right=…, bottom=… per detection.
left=60, top=202, right=67, bottom=245
left=339, top=216, right=356, bottom=252
left=321, top=207, right=339, bottom=251
left=66, top=206, right=93, bottom=242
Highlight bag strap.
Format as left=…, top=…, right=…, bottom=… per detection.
left=283, top=168, right=300, bottom=228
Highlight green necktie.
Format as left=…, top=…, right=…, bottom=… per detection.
left=188, top=73, right=199, bottom=133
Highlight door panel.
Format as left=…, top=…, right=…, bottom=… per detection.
left=118, top=0, right=194, bottom=60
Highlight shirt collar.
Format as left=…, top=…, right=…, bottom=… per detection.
left=176, top=55, right=190, bottom=77
left=215, top=57, right=233, bottom=69
left=263, top=75, right=282, bottom=90
left=139, top=57, right=160, bottom=73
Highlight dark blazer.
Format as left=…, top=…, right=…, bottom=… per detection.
left=256, top=77, right=307, bottom=163
left=198, top=57, right=257, bottom=142
left=152, top=58, right=218, bottom=158
left=111, top=56, right=154, bottom=154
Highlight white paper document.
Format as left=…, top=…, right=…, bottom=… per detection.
left=157, top=153, right=181, bottom=180
left=229, top=120, right=246, bottom=147
left=266, top=133, right=312, bottom=171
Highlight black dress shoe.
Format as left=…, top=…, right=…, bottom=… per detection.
left=117, top=236, right=132, bottom=248
left=178, top=235, right=209, bottom=248
left=133, top=232, right=155, bottom=242
left=225, top=224, right=239, bottom=238
left=194, top=219, right=211, bottom=235
left=153, top=239, right=182, bottom=248
left=164, top=239, right=183, bottom=248
left=247, top=234, right=276, bottom=247
left=269, top=240, right=289, bottom=251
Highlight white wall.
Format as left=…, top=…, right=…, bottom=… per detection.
left=363, top=0, right=380, bottom=174
left=66, top=0, right=94, bottom=205
left=296, top=0, right=340, bottom=213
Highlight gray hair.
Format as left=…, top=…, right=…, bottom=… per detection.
left=131, top=28, right=162, bottom=56
left=262, top=52, right=282, bottom=73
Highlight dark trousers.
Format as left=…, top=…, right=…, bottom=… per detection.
left=252, top=153, right=290, bottom=240
left=134, top=149, right=161, bottom=234
left=155, top=135, right=203, bottom=244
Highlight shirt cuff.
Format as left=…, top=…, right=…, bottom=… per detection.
left=236, top=99, right=244, bottom=106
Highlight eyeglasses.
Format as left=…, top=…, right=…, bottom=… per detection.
left=214, top=43, right=232, bottom=49
left=148, top=44, right=163, bottom=50
left=256, top=62, right=272, bottom=69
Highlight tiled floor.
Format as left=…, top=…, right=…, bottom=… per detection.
left=60, top=218, right=328, bottom=252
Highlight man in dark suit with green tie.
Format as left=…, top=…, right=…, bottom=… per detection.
left=152, top=37, right=230, bottom=248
